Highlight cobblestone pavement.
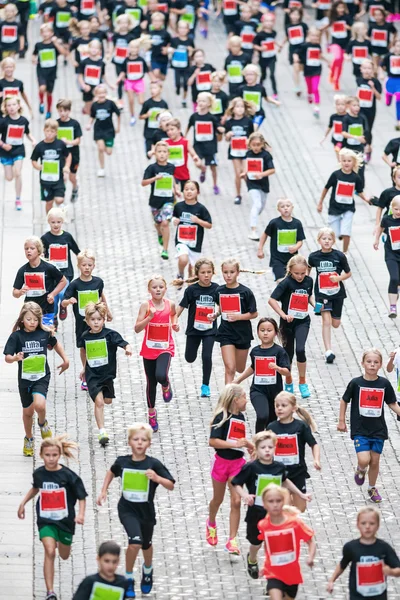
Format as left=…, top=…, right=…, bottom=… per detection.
left=2, top=8, right=400, bottom=600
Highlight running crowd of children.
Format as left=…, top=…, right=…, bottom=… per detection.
left=3, top=0, right=400, bottom=596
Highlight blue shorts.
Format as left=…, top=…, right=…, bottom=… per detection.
left=253, top=115, right=265, bottom=127
left=1, top=155, right=24, bottom=166
left=42, top=313, right=55, bottom=327
left=354, top=436, right=384, bottom=454
left=151, top=60, right=168, bottom=75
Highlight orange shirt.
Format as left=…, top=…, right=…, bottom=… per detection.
left=257, top=514, right=314, bottom=585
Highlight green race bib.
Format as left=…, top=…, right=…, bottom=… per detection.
left=57, top=127, right=74, bottom=142
left=22, top=354, right=46, bottom=381
left=148, top=108, right=161, bottom=129
left=126, top=7, right=141, bottom=21
left=168, top=145, right=184, bottom=166
left=85, top=339, right=108, bottom=367
left=154, top=175, right=173, bottom=197
left=243, top=91, right=261, bottom=111
left=122, top=469, right=150, bottom=502
left=227, top=64, right=242, bottom=83
left=255, top=474, right=282, bottom=506
left=39, top=48, right=57, bottom=68
left=180, top=12, right=194, bottom=25
left=211, top=98, right=222, bottom=115
left=78, top=290, right=100, bottom=316
left=41, top=160, right=59, bottom=182
left=89, top=582, right=124, bottom=600
left=56, top=11, right=70, bottom=26
left=277, top=229, right=297, bottom=252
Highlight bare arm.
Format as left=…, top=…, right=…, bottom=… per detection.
left=234, top=365, right=254, bottom=384
left=135, top=301, right=153, bottom=333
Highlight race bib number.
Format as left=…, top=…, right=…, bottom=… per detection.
left=180, top=11, right=195, bottom=28
left=148, top=107, right=161, bottom=129
left=261, top=40, right=276, bottom=58
left=288, top=26, right=304, bottom=45
left=274, top=434, right=299, bottom=465
left=347, top=123, right=363, bottom=146
left=154, top=174, right=174, bottom=197
left=230, top=136, right=247, bottom=158
left=127, top=61, right=144, bottom=80
left=21, top=354, right=46, bottom=381
left=177, top=224, right=197, bottom=248
left=223, top=0, right=237, bottom=15
left=288, top=292, right=308, bottom=319
left=2, top=87, right=19, bottom=97
left=255, top=474, right=282, bottom=506
left=371, top=29, right=387, bottom=47
left=246, top=157, right=263, bottom=180
left=227, top=418, right=246, bottom=453
left=265, top=529, right=296, bottom=566
left=195, top=121, right=213, bottom=142
left=359, top=387, right=384, bottom=417
left=277, top=229, right=297, bottom=253
left=241, top=32, right=255, bottom=49
left=227, top=64, right=243, bottom=84
left=121, top=469, right=150, bottom=502
left=210, top=98, right=223, bottom=115
left=390, top=55, right=400, bottom=75
left=358, top=87, right=373, bottom=108
left=194, top=304, right=214, bottom=331
left=318, top=272, right=340, bottom=295
left=57, top=127, right=74, bottom=146
left=81, top=0, right=95, bottom=14
left=171, top=49, right=188, bottom=68
left=332, top=20, right=346, bottom=38
left=333, top=120, right=343, bottom=141
left=146, top=322, right=170, bottom=349
left=318, top=0, right=331, bottom=8
left=219, top=293, right=241, bottom=320
left=306, top=47, right=320, bottom=67
left=39, top=488, right=68, bottom=521
left=335, top=180, right=355, bottom=204
left=41, top=160, right=60, bottom=182
left=389, top=226, right=400, bottom=250
left=126, top=7, right=141, bottom=24
left=352, top=46, right=368, bottom=64
left=243, top=90, right=261, bottom=111
left=56, top=11, right=71, bottom=27
left=89, top=582, right=124, bottom=600
left=24, top=272, right=46, bottom=297
left=78, top=290, right=100, bottom=316
left=85, top=339, right=108, bottom=367
left=84, top=65, right=101, bottom=86
left=168, top=144, right=184, bottom=166
left=6, top=124, right=24, bottom=145
left=2, top=25, right=17, bottom=43
left=196, top=71, right=211, bottom=91
left=114, top=45, right=128, bottom=63
left=356, top=561, right=386, bottom=597
left=254, top=356, right=277, bottom=385
left=39, top=48, right=57, bottom=68
left=49, top=244, right=68, bottom=269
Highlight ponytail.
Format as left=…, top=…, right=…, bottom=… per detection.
left=296, top=405, right=318, bottom=433
left=40, top=434, right=79, bottom=459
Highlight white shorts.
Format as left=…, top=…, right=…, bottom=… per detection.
left=328, top=210, right=354, bottom=238
left=175, top=243, right=201, bottom=266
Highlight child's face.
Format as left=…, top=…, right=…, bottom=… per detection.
left=80, top=23, right=90, bottom=36
left=257, top=439, right=275, bottom=462
left=42, top=28, right=54, bottom=41
left=212, top=79, right=222, bottom=91
left=183, top=182, right=198, bottom=201
left=263, top=491, right=284, bottom=514
left=394, top=41, right=400, bottom=55
left=56, top=0, right=67, bottom=6
left=23, top=311, right=39, bottom=332
left=357, top=513, right=379, bottom=539
left=290, top=10, right=300, bottom=22
left=150, top=84, right=161, bottom=97
left=258, top=321, right=276, bottom=345
left=177, top=22, right=189, bottom=36
left=392, top=201, right=400, bottom=218
left=128, top=431, right=151, bottom=454
left=263, top=16, right=274, bottom=30
left=119, top=17, right=129, bottom=31
left=58, top=107, right=71, bottom=120
left=197, top=264, right=213, bottom=285
left=245, top=71, right=257, bottom=85
left=48, top=216, right=63, bottom=233
left=336, top=3, right=345, bottom=14
left=148, top=279, right=166, bottom=299
left=360, top=62, right=373, bottom=79
left=278, top=200, right=293, bottom=219
left=159, top=118, right=170, bottom=131
left=349, top=101, right=360, bottom=116
left=155, top=146, right=169, bottom=162
left=230, top=41, right=241, bottom=54
left=335, top=99, right=346, bottom=113
left=319, top=233, right=334, bottom=250
left=90, top=19, right=100, bottom=31
left=79, top=258, right=95, bottom=277
left=233, top=100, right=245, bottom=117
left=290, top=264, right=307, bottom=282
left=5, top=98, right=19, bottom=116
left=129, top=42, right=139, bottom=55
left=375, top=10, right=385, bottom=23
left=42, top=446, right=61, bottom=469
left=340, top=155, right=354, bottom=171
left=87, top=311, right=105, bottom=332
left=222, top=264, right=239, bottom=285
left=96, top=88, right=107, bottom=102
left=394, top=171, right=400, bottom=187
left=44, top=128, right=57, bottom=142
left=249, top=138, right=263, bottom=153
left=98, top=553, right=120, bottom=579
left=152, top=15, right=164, bottom=29
left=362, top=352, right=382, bottom=375
left=3, top=62, right=15, bottom=77
left=275, top=397, right=293, bottom=420
left=167, top=124, right=179, bottom=139
left=309, top=32, right=319, bottom=44
left=24, top=242, right=40, bottom=261
left=197, top=97, right=210, bottom=111
left=240, top=6, right=251, bottom=19
left=89, top=43, right=100, bottom=57
left=194, top=52, right=205, bottom=66
left=4, top=6, right=16, bottom=19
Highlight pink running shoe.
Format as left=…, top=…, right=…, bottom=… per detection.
left=162, top=384, right=173, bottom=403
left=148, top=410, right=158, bottom=432
left=206, top=520, right=218, bottom=546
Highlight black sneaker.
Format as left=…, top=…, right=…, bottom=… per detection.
left=234, top=196, right=242, bottom=205
left=141, top=567, right=153, bottom=594
left=46, top=592, right=58, bottom=600
left=247, top=554, right=259, bottom=579
left=325, top=351, right=336, bottom=364
left=71, top=188, right=79, bottom=203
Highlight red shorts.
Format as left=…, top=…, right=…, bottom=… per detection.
left=211, top=454, right=246, bottom=483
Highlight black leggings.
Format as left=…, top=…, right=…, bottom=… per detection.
left=174, top=68, right=190, bottom=94
left=281, top=321, right=310, bottom=364
left=115, top=64, right=124, bottom=100
left=386, top=258, right=400, bottom=294
left=143, top=353, right=171, bottom=409
left=185, top=335, right=215, bottom=385
left=260, top=59, right=277, bottom=95
left=250, top=389, right=277, bottom=433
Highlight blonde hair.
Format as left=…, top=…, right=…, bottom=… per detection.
left=334, top=93, right=346, bottom=104
left=115, top=13, right=134, bottom=31
left=228, top=35, right=242, bottom=47
left=225, top=96, right=256, bottom=118
left=211, top=70, right=226, bottom=84
left=128, top=422, right=153, bottom=441
left=243, top=64, right=261, bottom=80
left=211, top=384, right=245, bottom=429
left=44, top=118, right=58, bottom=132
left=390, top=195, right=400, bottom=211
left=261, top=483, right=300, bottom=515
left=147, top=273, right=167, bottom=290
left=171, top=258, right=215, bottom=286
left=13, top=301, right=48, bottom=333
left=40, top=23, right=54, bottom=35
left=274, top=391, right=318, bottom=433
left=338, top=147, right=363, bottom=173
left=47, top=207, right=65, bottom=223
left=166, top=117, right=181, bottom=129
left=248, top=131, right=272, bottom=152
left=253, top=430, right=277, bottom=449
left=88, top=39, right=102, bottom=50
left=317, top=226, right=336, bottom=243
left=197, top=91, right=214, bottom=108
left=276, top=197, right=293, bottom=210
left=361, top=347, right=383, bottom=364
left=351, top=21, right=367, bottom=40
left=40, top=434, right=79, bottom=460
left=24, top=236, right=44, bottom=256
left=154, top=140, right=169, bottom=153
left=68, top=17, right=89, bottom=37
left=286, top=254, right=308, bottom=277
left=357, top=506, right=380, bottom=527
left=128, top=34, right=151, bottom=52
left=1, top=56, right=16, bottom=71
left=94, top=83, right=107, bottom=96
left=84, top=301, right=107, bottom=321
left=221, top=257, right=266, bottom=275
left=77, top=248, right=96, bottom=265
left=151, top=10, right=165, bottom=21
left=346, top=95, right=359, bottom=106
left=392, top=165, right=400, bottom=182
left=1, top=95, right=22, bottom=117
left=306, top=26, right=320, bottom=41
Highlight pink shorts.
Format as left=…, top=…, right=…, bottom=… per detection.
left=211, top=454, right=246, bottom=483
left=124, top=78, right=145, bottom=94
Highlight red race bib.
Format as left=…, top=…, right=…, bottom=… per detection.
left=288, top=26, right=303, bottom=43
left=196, top=71, right=211, bottom=90
left=195, top=121, right=213, bottom=141
left=227, top=418, right=246, bottom=440
left=127, top=62, right=143, bottom=79
left=358, top=87, right=373, bottom=107
left=306, top=47, right=320, bottom=66
left=335, top=180, right=355, bottom=204
left=39, top=488, right=68, bottom=520
left=254, top=356, right=276, bottom=385
left=146, top=323, right=170, bottom=349
left=24, top=272, right=46, bottom=297
left=177, top=224, right=197, bottom=247
left=49, top=244, right=68, bottom=269
left=223, top=0, right=237, bottom=13
left=84, top=65, right=101, bottom=85
left=389, top=226, right=400, bottom=250
left=265, top=529, right=296, bottom=566
left=247, top=157, right=263, bottom=180
left=318, top=272, right=340, bottom=293
left=288, top=293, right=308, bottom=318
left=194, top=304, right=214, bottom=331
left=353, top=46, right=368, bottom=64
left=359, top=387, right=384, bottom=417
left=356, top=561, right=386, bottom=596
left=274, top=434, right=299, bottom=465
left=219, top=294, right=241, bottom=319
left=6, top=125, right=24, bottom=145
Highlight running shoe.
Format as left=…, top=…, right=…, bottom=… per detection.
left=130, top=116, right=136, bottom=126
left=200, top=171, right=206, bottom=183
left=141, top=568, right=153, bottom=594
left=39, top=420, right=52, bottom=439
left=247, top=554, right=259, bottom=579
left=45, top=592, right=58, bottom=600
left=182, top=99, right=187, bottom=108
left=149, top=410, right=158, bottom=432
left=225, top=537, right=240, bottom=555
left=354, top=466, right=367, bottom=486
left=248, top=231, right=259, bottom=241
left=313, top=107, right=320, bottom=119
left=39, top=103, right=45, bottom=114
left=126, top=579, right=136, bottom=598
left=98, top=431, right=109, bottom=447
left=201, top=384, right=211, bottom=397
left=46, top=112, right=51, bottom=119
left=325, top=351, right=336, bottom=364
left=162, top=384, right=173, bottom=402
left=59, top=306, right=67, bottom=321
left=206, top=519, right=218, bottom=546
left=299, top=383, right=310, bottom=398
left=81, top=380, right=88, bottom=391
left=23, top=437, right=34, bottom=457
left=234, top=196, right=242, bottom=205
left=15, top=199, right=22, bottom=211
left=213, top=185, right=220, bottom=195
left=368, top=487, right=382, bottom=503
left=161, top=250, right=169, bottom=260
left=71, top=188, right=79, bottom=203
left=97, top=169, right=105, bottom=177
left=284, top=382, right=294, bottom=393
left=364, top=151, right=371, bottom=163
left=389, top=309, right=397, bottom=318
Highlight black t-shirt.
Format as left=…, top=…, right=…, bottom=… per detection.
left=342, top=376, right=396, bottom=439
left=380, top=214, right=400, bottom=262
left=50, top=5, right=73, bottom=33
left=231, top=459, right=287, bottom=522
left=308, top=248, right=350, bottom=300
left=368, top=23, right=396, bottom=55
left=33, top=41, right=59, bottom=77
left=152, top=128, right=169, bottom=145
left=383, top=137, right=400, bottom=164
left=0, top=77, right=24, bottom=98
left=249, top=343, right=291, bottom=396
left=324, top=169, right=363, bottom=215
left=13, top=259, right=64, bottom=314
left=225, top=116, right=254, bottom=160
left=90, top=99, right=120, bottom=141
left=265, top=216, right=305, bottom=267
left=121, top=56, right=148, bottom=81
left=237, top=83, right=267, bottom=117
left=56, top=118, right=82, bottom=163
left=356, top=76, right=382, bottom=115
left=140, top=98, right=169, bottom=140
left=330, top=15, right=352, bottom=48
left=142, top=161, right=175, bottom=209
left=268, top=418, right=317, bottom=479
left=149, top=28, right=171, bottom=62
left=343, top=112, right=369, bottom=153
left=340, top=538, right=400, bottom=600
left=245, top=149, right=274, bottom=192
left=296, top=42, right=322, bottom=77
left=210, top=411, right=247, bottom=459
left=33, top=465, right=88, bottom=534
left=285, top=22, right=308, bottom=49
left=188, top=112, right=219, bottom=156
left=73, top=573, right=129, bottom=600
left=328, top=112, right=346, bottom=144
left=0, top=115, right=29, bottom=159
left=41, top=231, right=80, bottom=279
left=170, top=36, right=194, bottom=69
left=253, top=31, right=277, bottom=64
left=63, top=276, right=104, bottom=341
left=78, top=57, right=106, bottom=88
left=188, top=63, right=216, bottom=102
left=70, top=36, right=92, bottom=68
left=78, top=327, right=128, bottom=386
left=31, top=139, right=69, bottom=187
left=382, top=51, right=400, bottom=78
left=173, top=200, right=211, bottom=253
left=270, top=275, right=313, bottom=323
left=216, top=283, right=257, bottom=345
left=112, top=31, right=135, bottom=65
left=346, top=39, right=372, bottom=72
left=179, top=281, right=219, bottom=336
left=224, top=52, right=251, bottom=93
left=110, top=454, right=175, bottom=523
left=3, top=329, right=57, bottom=388
left=0, top=20, right=23, bottom=51
left=378, top=186, right=400, bottom=214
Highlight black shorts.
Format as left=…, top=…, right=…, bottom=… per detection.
left=271, top=262, right=287, bottom=281
left=37, top=77, right=56, bottom=93
left=19, top=374, right=50, bottom=409
left=40, top=183, right=65, bottom=201
left=289, top=473, right=308, bottom=494
left=145, top=137, right=153, bottom=154
left=246, top=519, right=263, bottom=546
left=119, top=511, right=154, bottom=550
left=218, top=337, right=251, bottom=350
left=88, top=380, right=115, bottom=402
left=175, top=178, right=189, bottom=190
left=267, top=578, right=299, bottom=598
left=82, top=89, right=94, bottom=102
left=70, top=157, right=80, bottom=173
left=196, top=146, right=218, bottom=166
left=320, top=297, right=344, bottom=320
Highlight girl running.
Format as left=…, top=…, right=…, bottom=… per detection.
left=0, top=57, right=33, bottom=114
left=294, top=27, right=327, bottom=118
left=357, top=59, right=381, bottom=162
left=382, top=39, right=400, bottom=130
left=253, top=13, right=280, bottom=99
left=121, top=37, right=150, bottom=125
left=345, top=22, right=371, bottom=80
left=320, top=94, right=347, bottom=156
left=18, top=435, right=87, bottom=600
left=135, top=274, right=178, bottom=433
left=108, top=14, right=135, bottom=109
left=282, top=8, right=308, bottom=96
left=175, top=259, right=218, bottom=398
left=187, top=48, right=215, bottom=110
left=323, top=1, right=352, bottom=91
left=235, top=317, right=291, bottom=432
left=308, top=227, right=351, bottom=363
left=206, top=383, right=254, bottom=555
left=224, top=36, right=251, bottom=99
left=166, top=119, right=202, bottom=188
left=211, top=258, right=258, bottom=384
left=269, top=392, right=321, bottom=511
left=86, top=83, right=120, bottom=178
left=78, top=40, right=109, bottom=115
left=368, top=8, right=396, bottom=77
left=375, top=167, right=400, bottom=231
left=237, top=64, right=280, bottom=130
left=268, top=255, right=314, bottom=399
left=374, top=195, right=400, bottom=318
left=338, top=348, right=400, bottom=503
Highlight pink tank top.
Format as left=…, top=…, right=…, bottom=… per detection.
left=140, top=298, right=175, bottom=359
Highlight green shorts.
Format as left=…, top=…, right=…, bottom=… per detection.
left=39, top=524, right=73, bottom=546
left=105, top=139, right=114, bottom=148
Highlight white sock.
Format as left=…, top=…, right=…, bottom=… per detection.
left=126, top=571, right=133, bottom=580
left=325, top=350, right=333, bottom=357
left=143, top=565, right=152, bottom=574
left=99, top=428, right=106, bottom=435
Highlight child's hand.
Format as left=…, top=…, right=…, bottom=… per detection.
left=17, top=504, right=25, bottom=520
left=80, top=369, right=85, bottom=382
left=57, top=359, right=70, bottom=375
left=327, top=582, right=334, bottom=594
left=313, top=460, right=321, bottom=470
left=2, top=143, right=12, bottom=152
left=288, top=245, right=297, bottom=254
left=317, top=201, right=323, bottom=213
left=307, top=556, right=314, bottom=568
left=84, top=84, right=91, bottom=92
left=329, top=275, right=340, bottom=283
left=373, top=241, right=379, bottom=251
left=61, top=137, right=70, bottom=145
left=96, top=491, right=107, bottom=506
left=47, top=293, right=55, bottom=304
left=148, top=306, right=157, bottom=320
left=226, top=312, right=240, bottom=322
left=257, top=249, right=264, bottom=259
left=106, top=310, right=113, bottom=322
left=244, top=493, right=256, bottom=506
left=193, top=156, right=202, bottom=166
left=207, top=312, right=218, bottom=321
left=172, top=323, right=180, bottom=332
left=337, top=420, right=347, bottom=432
left=282, top=314, right=294, bottom=323
left=172, top=217, right=180, bottom=226
left=145, top=469, right=159, bottom=482
left=302, top=491, right=312, bottom=502
left=190, top=215, right=200, bottom=224
left=69, top=297, right=77, bottom=304
left=390, top=351, right=396, bottom=359
left=75, top=514, right=85, bottom=525
left=85, top=123, right=91, bottom=131
left=268, top=362, right=278, bottom=370
left=15, top=352, right=24, bottom=362
left=155, top=173, right=163, bottom=180
left=125, top=345, right=132, bottom=356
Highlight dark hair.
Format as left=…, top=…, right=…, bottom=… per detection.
left=257, top=317, right=281, bottom=342
left=98, top=541, right=121, bottom=558
left=289, top=7, right=303, bottom=19
left=329, top=0, right=348, bottom=22
left=183, top=180, right=200, bottom=194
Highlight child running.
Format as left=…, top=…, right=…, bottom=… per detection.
left=320, top=94, right=347, bottom=156
left=32, top=24, right=66, bottom=118
left=86, top=83, right=120, bottom=177
left=206, top=383, right=254, bottom=555
left=374, top=195, right=400, bottom=318
left=338, top=347, right=400, bottom=503
left=56, top=99, right=82, bottom=202
left=97, top=423, right=175, bottom=598
left=135, top=274, right=178, bottom=432
left=294, top=27, right=327, bottom=118
left=346, top=22, right=371, bottom=80
left=327, top=507, right=400, bottom=597
left=234, top=318, right=291, bottom=432
left=121, top=37, right=150, bottom=126
left=18, top=435, right=87, bottom=600
left=73, top=541, right=130, bottom=599
left=4, top=302, right=69, bottom=455
left=308, top=227, right=351, bottom=363
left=268, top=255, right=314, bottom=399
